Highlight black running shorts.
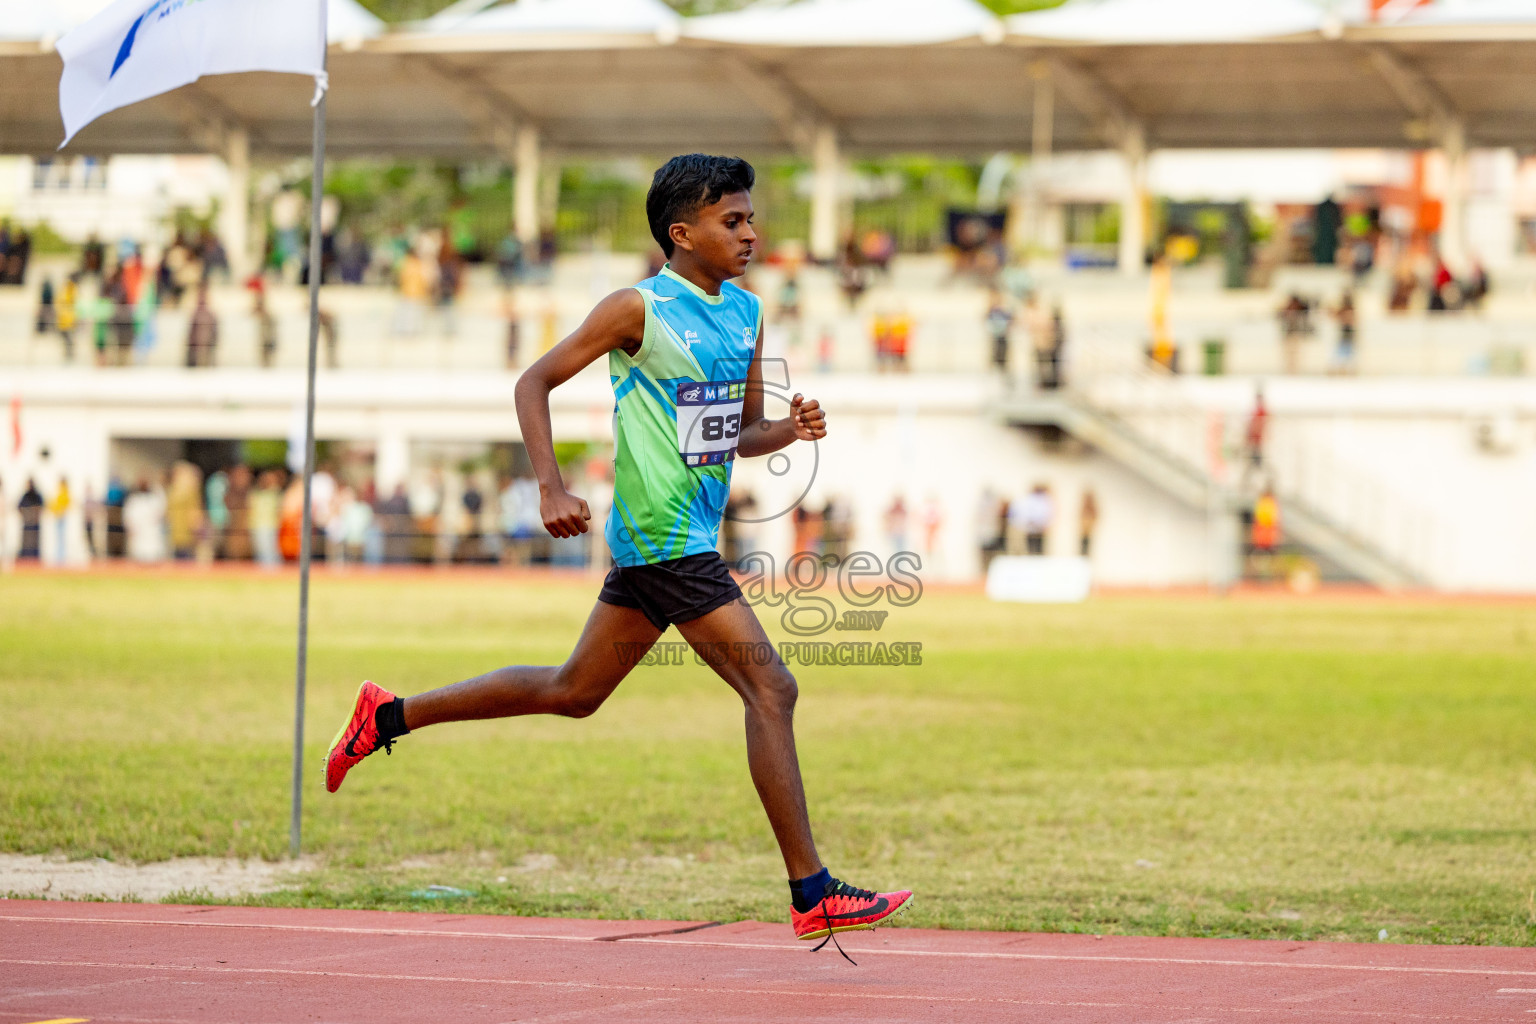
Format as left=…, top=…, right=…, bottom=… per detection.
left=597, top=551, right=744, bottom=631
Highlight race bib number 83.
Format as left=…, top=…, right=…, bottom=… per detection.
left=676, top=379, right=746, bottom=467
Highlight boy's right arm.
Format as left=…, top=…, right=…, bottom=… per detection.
left=514, top=288, right=645, bottom=538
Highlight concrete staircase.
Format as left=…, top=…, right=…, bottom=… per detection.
left=995, top=388, right=1427, bottom=590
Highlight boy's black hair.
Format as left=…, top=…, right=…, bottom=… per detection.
left=646, top=154, right=755, bottom=258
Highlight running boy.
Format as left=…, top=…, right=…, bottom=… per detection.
left=324, top=155, right=912, bottom=947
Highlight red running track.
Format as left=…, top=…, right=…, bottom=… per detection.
left=1, top=901, right=1532, bottom=1023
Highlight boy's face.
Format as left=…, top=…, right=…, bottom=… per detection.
left=674, top=190, right=756, bottom=278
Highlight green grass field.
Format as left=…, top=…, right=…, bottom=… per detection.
left=2, top=571, right=1534, bottom=945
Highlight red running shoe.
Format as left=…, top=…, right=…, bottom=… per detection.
left=791, top=878, right=913, bottom=959
left=325, top=681, right=398, bottom=793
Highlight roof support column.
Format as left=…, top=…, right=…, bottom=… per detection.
left=809, top=123, right=841, bottom=264
left=1439, top=117, right=1467, bottom=269
left=514, top=124, right=541, bottom=247
left=1119, top=123, right=1148, bottom=277
left=219, top=127, right=251, bottom=281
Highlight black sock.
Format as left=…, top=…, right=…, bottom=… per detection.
left=374, top=698, right=409, bottom=742
left=789, top=868, right=832, bottom=913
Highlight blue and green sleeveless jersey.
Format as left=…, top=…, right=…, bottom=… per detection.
left=606, top=265, right=763, bottom=567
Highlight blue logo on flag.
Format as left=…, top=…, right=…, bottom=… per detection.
left=704, top=386, right=717, bottom=401
left=111, top=1, right=170, bottom=79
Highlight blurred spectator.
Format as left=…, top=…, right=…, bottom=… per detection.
left=816, top=328, right=835, bottom=374
left=159, top=233, right=191, bottom=307
left=81, top=233, right=106, bottom=279
left=327, top=485, right=355, bottom=567
left=57, top=276, right=80, bottom=362
left=319, top=307, right=339, bottom=369
left=777, top=274, right=801, bottom=324
left=1020, top=484, right=1054, bottom=556
left=456, top=479, right=482, bottom=562
left=1024, top=294, right=1052, bottom=388
left=224, top=464, right=253, bottom=561
left=883, top=495, right=907, bottom=554
left=108, top=267, right=135, bottom=365
left=206, top=466, right=229, bottom=558
left=199, top=228, right=229, bottom=283
left=89, top=281, right=113, bottom=366
left=376, top=483, right=414, bottom=564
left=977, top=487, right=1007, bottom=569
left=1464, top=260, right=1490, bottom=311
left=437, top=240, right=465, bottom=337
left=393, top=249, right=430, bottom=336
left=792, top=504, right=822, bottom=559
left=248, top=277, right=278, bottom=368
left=186, top=284, right=219, bottom=368
left=495, top=232, right=524, bottom=287
left=887, top=312, right=911, bottom=372
left=1079, top=490, right=1098, bottom=557
left=1148, top=254, right=1177, bottom=372
left=3, top=228, right=32, bottom=286
left=122, top=247, right=145, bottom=306
left=1250, top=487, right=1281, bottom=572
left=18, top=479, right=44, bottom=560
left=249, top=470, right=282, bottom=568
left=48, top=477, right=71, bottom=566
left=723, top=491, right=759, bottom=568
left=279, top=473, right=306, bottom=562
left=79, top=483, right=102, bottom=560
left=105, top=476, right=127, bottom=558
left=1245, top=388, right=1269, bottom=474
left=860, top=229, right=895, bottom=276
left=166, top=462, right=204, bottom=561
left=823, top=496, right=853, bottom=563
left=985, top=289, right=1013, bottom=378
left=124, top=477, right=168, bottom=563
left=1277, top=293, right=1313, bottom=374
left=35, top=277, right=57, bottom=337
left=837, top=235, right=868, bottom=308
left=271, top=190, right=304, bottom=280
left=499, top=476, right=541, bottom=566
left=921, top=495, right=943, bottom=556
left=354, top=483, right=383, bottom=565
left=1331, top=291, right=1358, bottom=374
left=309, top=463, right=338, bottom=554
left=1388, top=264, right=1416, bottom=313
left=337, top=228, right=371, bottom=285
left=1429, top=253, right=1455, bottom=312
left=1312, top=196, right=1341, bottom=266
left=1047, top=304, right=1067, bottom=389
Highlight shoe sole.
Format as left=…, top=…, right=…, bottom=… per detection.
left=796, top=893, right=914, bottom=942
left=324, top=681, right=370, bottom=790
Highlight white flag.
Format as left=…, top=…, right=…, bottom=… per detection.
left=57, top=0, right=327, bottom=147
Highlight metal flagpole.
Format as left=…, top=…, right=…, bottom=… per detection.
left=291, top=0, right=330, bottom=860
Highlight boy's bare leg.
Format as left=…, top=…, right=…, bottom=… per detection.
left=675, top=600, right=821, bottom=879
left=403, top=601, right=663, bottom=729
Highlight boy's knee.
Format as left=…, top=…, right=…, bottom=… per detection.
left=560, top=691, right=606, bottom=718
left=751, top=667, right=798, bottom=713
left=552, top=666, right=608, bottom=719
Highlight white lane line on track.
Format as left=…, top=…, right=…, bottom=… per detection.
left=624, top=937, right=1536, bottom=978
left=2, top=915, right=1533, bottom=979
left=0, top=959, right=1504, bottom=1021
left=1500, top=989, right=1536, bottom=993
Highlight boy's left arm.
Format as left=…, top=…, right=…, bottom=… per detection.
left=737, top=324, right=826, bottom=458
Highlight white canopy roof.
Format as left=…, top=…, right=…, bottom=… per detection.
left=0, top=0, right=385, bottom=45
left=1351, top=0, right=1536, bottom=38
left=421, top=0, right=680, bottom=40
left=1007, top=0, right=1328, bottom=45
left=684, top=0, right=1004, bottom=47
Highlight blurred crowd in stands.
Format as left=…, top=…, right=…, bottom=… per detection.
left=0, top=457, right=603, bottom=571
